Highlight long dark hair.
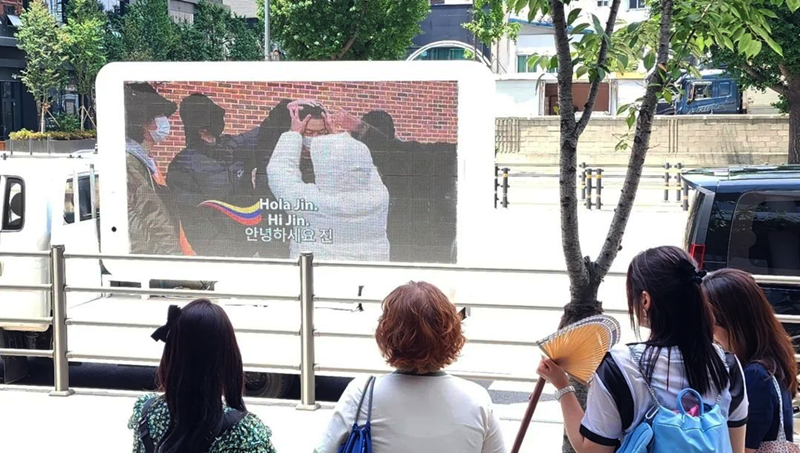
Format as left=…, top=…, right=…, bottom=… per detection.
left=156, top=299, right=245, bottom=453
left=704, top=269, right=799, bottom=397
left=627, top=246, right=729, bottom=394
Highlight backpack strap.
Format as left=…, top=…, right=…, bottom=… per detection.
left=137, top=397, right=159, bottom=453
left=352, top=376, right=375, bottom=426
left=364, top=375, right=376, bottom=423
left=206, top=409, right=248, bottom=447
left=628, top=345, right=663, bottom=409
left=771, top=375, right=789, bottom=442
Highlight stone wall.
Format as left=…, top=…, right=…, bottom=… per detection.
left=495, top=115, right=790, bottom=166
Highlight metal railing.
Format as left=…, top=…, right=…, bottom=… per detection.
left=3, top=247, right=800, bottom=408
left=494, top=162, right=693, bottom=211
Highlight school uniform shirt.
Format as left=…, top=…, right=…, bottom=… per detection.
left=315, top=372, right=505, bottom=453
left=580, top=343, right=749, bottom=447
left=744, top=363, right=794, bottom=450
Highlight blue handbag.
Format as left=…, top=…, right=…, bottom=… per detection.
left=618, top=346, right=732, bottom=453
left=338, top=376, right=376, bottom=453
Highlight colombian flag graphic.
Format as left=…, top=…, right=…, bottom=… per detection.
left=199, top=200, right=262, bottom=226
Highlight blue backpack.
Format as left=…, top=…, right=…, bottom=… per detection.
left=338, top=376, right=375, bottom=453
left=617, top=346, right=732, bottom=453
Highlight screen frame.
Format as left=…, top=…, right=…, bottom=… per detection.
left=96, top=61, right=494, bottom=281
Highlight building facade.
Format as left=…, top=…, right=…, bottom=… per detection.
left=0, top=0, right=38, bottom=140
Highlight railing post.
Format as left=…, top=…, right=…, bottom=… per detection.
left=595, top=168, right=603, bottom=210
left=585, top=168, right=594, bottom=210
left=494, top=165, right=499, bottom=209
left=50, top=245, right=73, bottom=396
left=579, top=162, right=586, bottom=201
left=297, top=252, right=319, bottom=410
left=663, top=163, right=671, bottom=202
left=675, top=163, right=683, bottom=203
left=501, top=167, right=510, bottom=209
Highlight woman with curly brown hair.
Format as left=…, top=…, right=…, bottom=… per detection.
left=315, top=281, right=506, bottom=453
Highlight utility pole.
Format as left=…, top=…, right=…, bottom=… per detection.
left=264, top=0, right=271, bottom=60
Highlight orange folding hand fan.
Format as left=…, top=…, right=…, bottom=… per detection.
left=510, top=315, right=621, bottom=453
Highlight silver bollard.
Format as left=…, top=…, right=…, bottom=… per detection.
left=297, top=252, right=319, bottom=410
left=50, top=245, right=73, bottom=396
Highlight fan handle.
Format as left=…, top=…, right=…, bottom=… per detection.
left=510, top=379, right=547, bottom=453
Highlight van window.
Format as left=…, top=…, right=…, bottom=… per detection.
left=703, top=191, right=738, bottom=270
left=728, top=191, right=800, bottom=277
left=64, top=175, right=99, bottom=224
left=684, top=191, right=706, bottom=248
left=2, top=177, right=24, bottom=231
left=719, top=82, right=731, bottom=98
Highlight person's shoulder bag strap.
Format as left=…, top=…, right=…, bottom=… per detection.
left=137, top=397, right=158, bottom=453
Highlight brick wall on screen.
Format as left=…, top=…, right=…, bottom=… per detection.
left=147, top=81, right=459, bottom=174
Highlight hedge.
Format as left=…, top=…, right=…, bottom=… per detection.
left=9, top=129, right=97, bottom=140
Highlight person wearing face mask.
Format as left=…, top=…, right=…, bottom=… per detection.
left=267, top=100, right=390, bottom=261
left=124, top=83, right=185, bottom=255
left=167, top=93, right=289, bottom=258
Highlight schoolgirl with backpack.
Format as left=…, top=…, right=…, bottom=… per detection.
left=537, top=246, right=749, bottom=453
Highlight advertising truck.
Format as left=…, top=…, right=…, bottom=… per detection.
left=0, top=62, right=521, bottom=396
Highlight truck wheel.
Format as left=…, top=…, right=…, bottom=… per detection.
left=244, top=372, right=295, bottom=398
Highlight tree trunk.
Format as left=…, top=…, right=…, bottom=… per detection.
left=39, top=102, right=46, bottom=134
left=789, top=95, right=800, bottom=164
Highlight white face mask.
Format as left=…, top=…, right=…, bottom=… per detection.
left=302, top=136, right=315, bottom=151
left=149, top=116, right=170, bottom=143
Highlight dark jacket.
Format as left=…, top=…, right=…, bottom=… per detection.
left=166, top=138, right=289, bottom=258
left=126, top=154, right=183, bottom=255
left=359, top=133, right=458, bottom=264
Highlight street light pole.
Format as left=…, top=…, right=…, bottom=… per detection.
left=264, top=0, right=271, bottom=61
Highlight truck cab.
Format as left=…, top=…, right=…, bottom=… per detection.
left=657, top=70, right=745, bottom=115
left=0, top=151, right=101, bottom=381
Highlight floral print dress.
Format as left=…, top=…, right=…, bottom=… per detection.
left=128, top=394, right=277, bottom=453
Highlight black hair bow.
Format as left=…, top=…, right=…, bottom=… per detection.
left=676, top=259, right=707, bottom=285
left=151, top=305, right=181, bottom=342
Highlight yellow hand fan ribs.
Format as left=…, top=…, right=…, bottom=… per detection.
left=510, top=315, right=622, bottom=453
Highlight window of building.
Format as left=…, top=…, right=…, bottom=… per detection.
left=517, top=55, right=557, bottom=73
left=629, top=0, right=646, bottom=9
left=728, top=191, right=800, bottom=277
left=417, top=47, right=467, bottom=61
left=597, top=0, right=610, bottom=6
left=2, top=177, right=24, bottom=231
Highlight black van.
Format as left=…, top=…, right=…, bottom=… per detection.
left=682, top=166, right=800, bottom=350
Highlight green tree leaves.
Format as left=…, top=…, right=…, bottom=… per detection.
left=16, top=0, right=68, bottom=132
left=260, top=0, right=430, bottom=60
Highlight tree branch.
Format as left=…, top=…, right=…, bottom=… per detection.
left=742, top=62, right=788, bottom=97
left=552, top=0, right=589, bottom=295
left=779, top=63, right=793, bottom=83
left=595, top=0, right=674, bottom=276
left=576, top=0, right=622, bottom=135
left=551, top=0, right=576, bottom=128
left=333, top=0, right=368, bottom=60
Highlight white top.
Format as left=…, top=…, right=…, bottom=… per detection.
left=315, top=373, right=506, bottom=453
left=580, top=343, right=749, bottom=447
left=267, top=131, right=390, bottom=262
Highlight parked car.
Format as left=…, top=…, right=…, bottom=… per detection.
left=682, top=166, right=800, bottom=350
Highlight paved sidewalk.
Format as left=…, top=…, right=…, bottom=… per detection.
left=0, top=385, right=566, bottom=452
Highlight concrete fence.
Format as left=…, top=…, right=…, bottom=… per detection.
left=496, top=115, right=790, bottom=166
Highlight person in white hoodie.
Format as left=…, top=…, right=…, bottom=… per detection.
left=267, top=100, right=390, bottom=262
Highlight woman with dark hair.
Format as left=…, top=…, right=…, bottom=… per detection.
left=704, top=269, right=798, bottom=452
left=315, top=281, right=505, bottom=453
left=128, top=299, right=276, bottom=453
left=537, top=246, right=749, bottom=453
